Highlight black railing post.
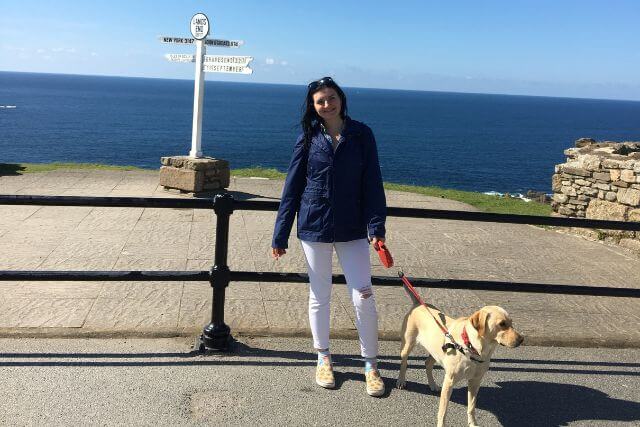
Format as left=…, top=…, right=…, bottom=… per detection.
left=199, top=192, right=234, bottom=351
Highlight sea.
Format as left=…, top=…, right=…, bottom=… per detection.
left=1, top=71, right=640, bottom=194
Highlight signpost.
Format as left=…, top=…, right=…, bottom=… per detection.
left=159, top=12, right=252, bottom=158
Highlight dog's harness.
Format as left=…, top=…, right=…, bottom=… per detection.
left=398, top=271, right=484, bottom=363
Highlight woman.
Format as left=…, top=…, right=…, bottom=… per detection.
left=271, top=77, right=387, bottom=397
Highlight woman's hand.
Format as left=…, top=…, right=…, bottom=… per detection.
left=370, top=236, right=386, bottom=248
left=272, top=247, right=286, bottom=259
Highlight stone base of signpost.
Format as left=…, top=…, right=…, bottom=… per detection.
left=159, top=156, right=230, bottom=193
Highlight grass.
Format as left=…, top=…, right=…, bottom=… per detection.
left=0, top=163, right=552, bottom=216
left=0, top=162, right=145, bottom=175
left=383, top=182, right=552, bottom=216
left=231, top=167, right=286, bottom=179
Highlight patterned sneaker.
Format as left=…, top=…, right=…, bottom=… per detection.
left=315, top=361, right=335, bottom=389
left=365, top=369, right=385, bottom=397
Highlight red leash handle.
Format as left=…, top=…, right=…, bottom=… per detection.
left=373, top=242, right=394, bottom=268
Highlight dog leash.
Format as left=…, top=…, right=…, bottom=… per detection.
left=398, top=271, right=484, bottom=362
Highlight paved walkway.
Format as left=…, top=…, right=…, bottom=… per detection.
left=0, top=169, right=639, bottom=347
left=2, top=337, right=638, bottom=426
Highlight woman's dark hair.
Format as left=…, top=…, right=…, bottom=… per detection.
left=301, top=76, right=348, bottom=148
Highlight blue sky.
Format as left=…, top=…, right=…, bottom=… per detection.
left=1, top=0, right=640, bottom=100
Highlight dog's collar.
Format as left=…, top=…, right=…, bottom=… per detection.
left=462, top=326, right=484, bottom=363
left=441, top=328, right=485, bottom=363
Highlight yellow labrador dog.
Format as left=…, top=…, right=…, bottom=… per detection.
left=396, top=303, right=523, bottom=427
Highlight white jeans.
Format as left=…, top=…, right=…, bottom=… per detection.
left=301, top=238, right=379, bottom=358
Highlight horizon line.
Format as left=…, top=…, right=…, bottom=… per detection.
left=2, top=69, right=640, bottom=104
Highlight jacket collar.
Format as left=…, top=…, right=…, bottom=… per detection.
left=311, top=116, right=361, bottom=154
left=341, top=116, right=363, bottom=138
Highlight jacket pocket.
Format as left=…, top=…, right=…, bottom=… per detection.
left=299, top=188, right=328, bottom=232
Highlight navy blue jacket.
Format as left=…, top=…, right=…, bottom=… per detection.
left=272, top=118, right=386, bottom=249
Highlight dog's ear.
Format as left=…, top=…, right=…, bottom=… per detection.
left=470, top=309, right=488, bottom=337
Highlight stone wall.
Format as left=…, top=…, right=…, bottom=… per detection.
left=552, top=138, right=640, bottom=254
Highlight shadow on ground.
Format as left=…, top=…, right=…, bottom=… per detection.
left=458, top=381, right=640, bottom=426
left=2, top=341, right=639, bottom=372
left=0, top=163, right=25, bottom=176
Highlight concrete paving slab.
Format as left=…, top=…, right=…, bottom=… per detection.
left=0, top=256, right=46, bottom=270
left=84, top=297, right=180, bottom=329
left=178, top=294, right=269, bottom=333
left=113, top=256, right=187, bottom=271
left=98, top=281, right=183, bottom=300
left=259, top=282, right=309, bottom=301
left=0, top=297, right=94, bottom=327
left=77, top=206, right=144, bottom=223
left=185, top=259, right=213, bottom=270
left=127, top=229, right=191, bottom=246
left=253, top=257, right=309, bottom=273
left=0, top=241, right=58, bottom=258
left=14, top=187, right=74, bottom=196
left=19, top=217, right=86, bottom=230
left=476, top=291, right=621, bottom=314
left=132, top=219, right=191, bottom=233
left=28, top=206, right=93, bottom=220
left=139, top=208, right=194, bottom=222
left=49, top=235, right=129, bottom=259
left=0, top=205, right=40, bottom=220
left=1, top=227, right=70, bottom=243
left=122, top=242, right=190, bottom=258
left=0, top=281, right=103, bottom=299
left=75, top=218, right=139, bottom=232
left=192, top=209, right=214, bottom=222
left=263, top=300, right=355, bottom=332
left=183, top=281, right=262, bottom=301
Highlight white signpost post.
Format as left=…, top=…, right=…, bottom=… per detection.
left=158, top=13, right=252, bottom=193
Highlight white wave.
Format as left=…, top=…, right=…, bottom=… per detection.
left=483, top=191, right=533, bottom=202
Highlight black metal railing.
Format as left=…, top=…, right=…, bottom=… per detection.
left=1, top=193, right=640, bottom=351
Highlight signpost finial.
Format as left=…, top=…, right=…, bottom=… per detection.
left=190, top=13, right=210, bottom=40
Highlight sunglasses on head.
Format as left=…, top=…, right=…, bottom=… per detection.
left=308, top=77, right=334, bottom=91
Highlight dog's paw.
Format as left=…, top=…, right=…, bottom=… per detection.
left=395, top=379, right=407, bottom=389
left=429, top=383, right=441, bottom=392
